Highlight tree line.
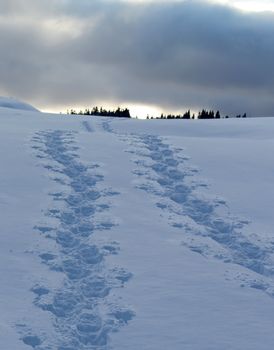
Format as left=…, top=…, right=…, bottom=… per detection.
left=148, top=109, right=247, bottom=120
left=66, top=106, right=247, bottom=120
left=67, top=106, right=131, bottom=118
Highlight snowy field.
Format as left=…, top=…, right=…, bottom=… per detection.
left=1, top=101, right=274, bottom=349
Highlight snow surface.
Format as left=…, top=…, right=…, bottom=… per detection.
left=0, top=96, right=39, bottom=112
left=1, top=107, right=274, bottom=349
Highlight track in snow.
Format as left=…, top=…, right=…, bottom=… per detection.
left=116, top=127, right=274, bottom=296
left=82, top=121, right=94, bottom=133
left=18, top=129, right=134, bottom=349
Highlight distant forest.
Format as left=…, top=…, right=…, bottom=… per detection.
left=66, top=107, right=247, bottom=120
left=150, top=110, right=247, bottom=120
left=68, top=107, right=131, bottom=118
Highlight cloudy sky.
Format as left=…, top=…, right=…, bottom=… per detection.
left=1, top=0, right=274, bottom=117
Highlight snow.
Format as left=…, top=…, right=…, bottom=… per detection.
left=1, top=106, right=274, bottom=349
left=0, top=96, right=39, bottom=112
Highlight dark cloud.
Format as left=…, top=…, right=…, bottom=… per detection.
left=1, top=0, right=274, bottom=116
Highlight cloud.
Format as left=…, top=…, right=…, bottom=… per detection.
left=1, top=0, right=274, bottom=116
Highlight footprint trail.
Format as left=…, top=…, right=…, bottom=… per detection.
left=122, top=132, right=274, bottom=296
left=19, top=130, right=134, bottom=349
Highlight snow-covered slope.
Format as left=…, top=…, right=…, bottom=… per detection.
left=1, top=108, right=274, bottom=349
left=0, top=96, right=39, bottom=112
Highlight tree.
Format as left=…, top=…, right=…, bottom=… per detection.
left=182, top=110, right=191, bottom=119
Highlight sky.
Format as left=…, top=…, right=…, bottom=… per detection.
left=0, top=0, right=274, bottom=118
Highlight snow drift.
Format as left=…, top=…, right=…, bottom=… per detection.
left=0, top=96, right=39, bottom=112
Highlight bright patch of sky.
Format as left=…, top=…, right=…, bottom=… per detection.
left=212, top=0, right=274, bottom=12
left=124, top=0, right=274, bottom=12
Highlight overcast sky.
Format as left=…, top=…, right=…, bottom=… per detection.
left=1, top=0, right=274, bottom=117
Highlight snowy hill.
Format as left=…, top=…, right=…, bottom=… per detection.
left=1, top=107, right=274, bottom=349
left=0, top=96, right=39, bottom=112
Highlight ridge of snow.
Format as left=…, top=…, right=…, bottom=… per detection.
left=0, top=96, right=39, bottom=112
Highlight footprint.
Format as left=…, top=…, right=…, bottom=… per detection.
left=22, top=335, right=42, bottom=348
